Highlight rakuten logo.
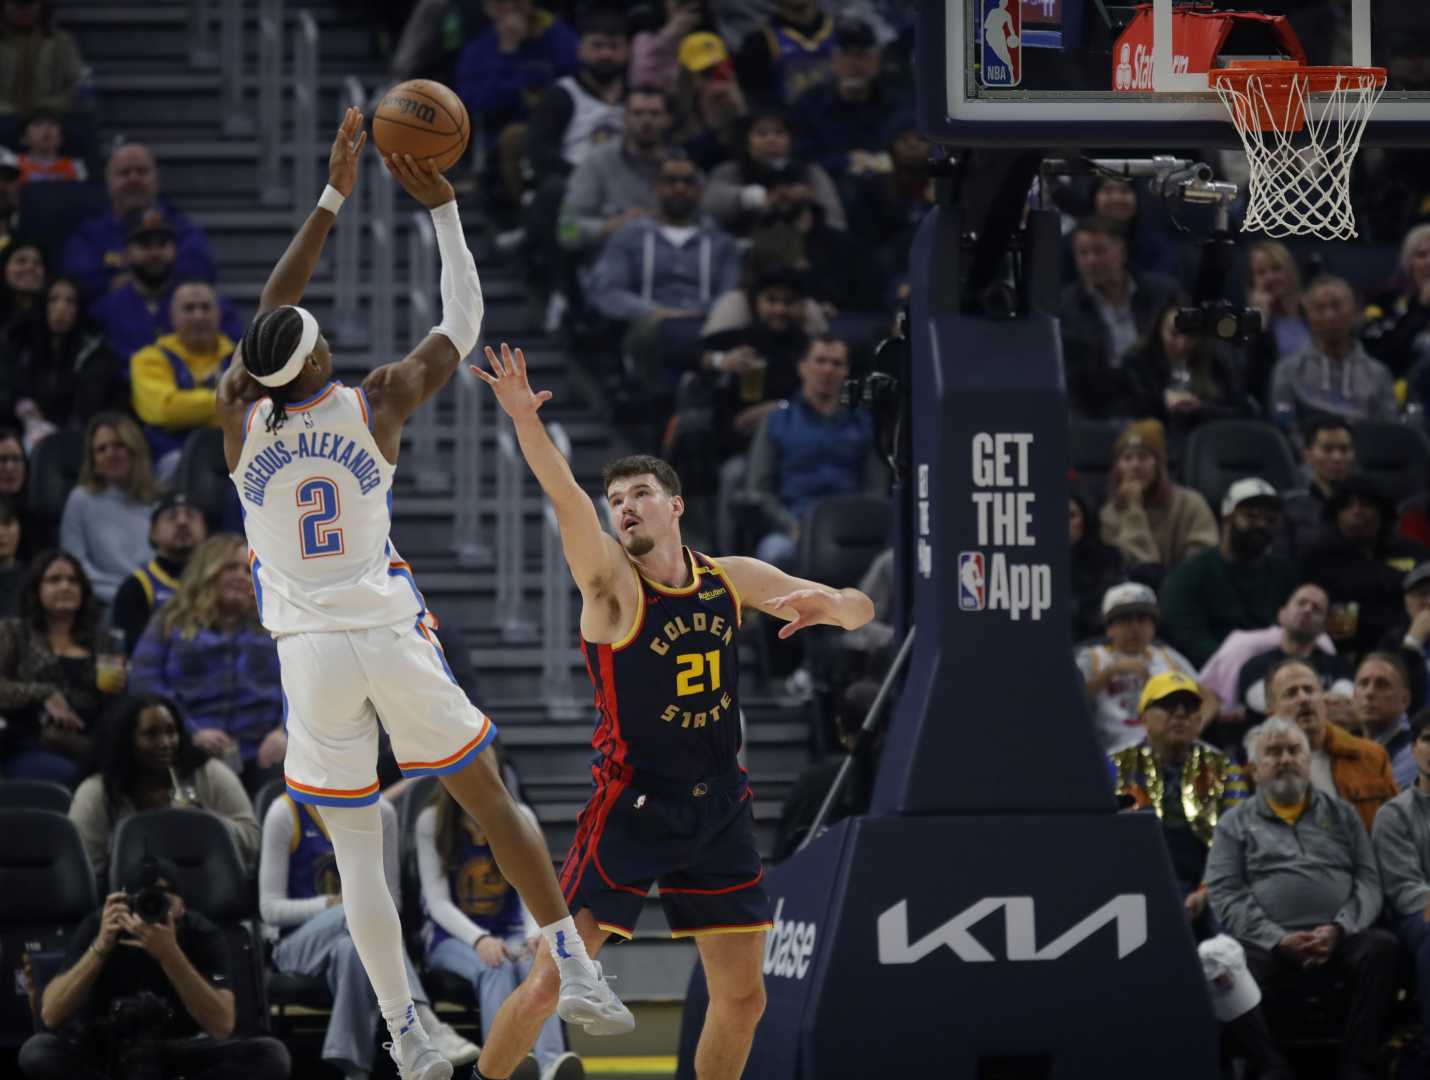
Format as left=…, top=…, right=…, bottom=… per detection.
left=877, top=894, right=1147, bottom=964
left=763, top=898, right=817, bottom=980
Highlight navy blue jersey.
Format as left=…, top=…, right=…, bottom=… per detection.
left=423, top=816, right=524, bottom=950
left=580, top=549, right=743, bottom=784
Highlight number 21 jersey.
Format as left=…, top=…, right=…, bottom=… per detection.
left=231, top=380, right=422, bottom=634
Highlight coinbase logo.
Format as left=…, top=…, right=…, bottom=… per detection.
left=763, top=898, right=817, bottom=980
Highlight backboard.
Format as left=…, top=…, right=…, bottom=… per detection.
left=919, top=0, right=1430, bottom=147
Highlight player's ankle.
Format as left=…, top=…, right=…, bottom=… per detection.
left=540, top=915, right=591, bottom=965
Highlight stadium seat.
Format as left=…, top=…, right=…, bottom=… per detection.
left=795, top=494, right=892, bottom=588
left=173, top=427, right=232, bottom=526
left=1353, top=419, right=1430, bottom=505
left=26, top=429, right=86, bottom=533
left=0, top=810, right=98, bottom=1046
left=252, top=776, right=285, bottom=828
left=16, top=182, right=107, bottom=260
left=1067, top=419, right=1126, bottom=506
left=0, top=779, right=72, bottom=814
left=109, top=808, right=269, bottom=1035
left=1182, top=419, right=1300, bottom=513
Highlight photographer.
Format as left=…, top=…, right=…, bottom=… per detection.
left=19, top=856, right=289, bottom=1080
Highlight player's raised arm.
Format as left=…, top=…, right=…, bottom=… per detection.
left=258, top=107, right=366, bottom=314
left=715, top=554, right=875, bottom=639
left=473, top=343, right=625, bottom=594
left=362, top=153, right=483, bottom=432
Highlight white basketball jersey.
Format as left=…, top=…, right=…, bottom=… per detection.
left=557, top=75, right=624, bottom=169
left=231, top=381, right=422, bottom=635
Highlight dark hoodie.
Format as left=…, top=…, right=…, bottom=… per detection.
left=1300, top=474, right=1428, bottom=657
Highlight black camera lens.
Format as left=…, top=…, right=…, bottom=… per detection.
left=127, top=885, right=170, bottom=924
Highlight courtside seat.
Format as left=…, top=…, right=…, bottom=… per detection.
left=174, top=427, right=232, bottom=526
left=0, top=810, right=97, bottom=1046
left=25, top=429, right=85, bottom=534
left=795, top=493, right=892, bottom=588
left=1353, top=419, right=1430, bottom=505
left=0, top=779, right=72, bottom=814
left=1182, top=419, right=1299, bottom=513
left=1068, top=419, right=1127, bottom=505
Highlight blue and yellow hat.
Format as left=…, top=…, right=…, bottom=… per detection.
left=1138, top=671, right=1203, bottom=715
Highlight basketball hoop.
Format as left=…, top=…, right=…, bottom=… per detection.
left=1212, top=61, right=1386, bottom=240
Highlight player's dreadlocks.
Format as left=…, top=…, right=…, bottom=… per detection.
left=240, top=306, right=308, bottom=434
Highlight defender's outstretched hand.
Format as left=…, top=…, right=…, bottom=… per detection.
left=766, top=587, right=845, bottom=639
left=384, top=152, right=454, bottom=210
left=329, top=106, right=367, bottom=198
left=472, top=343, right=552, bottom=420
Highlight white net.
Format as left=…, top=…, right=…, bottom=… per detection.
left=1213, top=67, right=1385, bottom=240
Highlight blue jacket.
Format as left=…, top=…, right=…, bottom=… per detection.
left=792, top=81, right=894, bottom=180
left=61, top=200, right=218, bottom=299
left=587, top=217, right=740, bottom=323
left=748, top=394, right=874, bottom=529
left=130, top=619, right=282, bottom=764
left=91, top=282, right=243, bottom=362
left=454, top=11, right=579, bottom=131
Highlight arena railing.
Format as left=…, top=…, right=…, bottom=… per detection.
left=221, top=0, right=252, bottom=137
left=331, top=78, right=368, bottom=344
left=541, top=423, right=583, bottom=718
left=495, top=424, right=538, bottom=642
left=189, top=0, right=217, bottom=69
left=257, top=0, right=285, bottom=201
left=292, top=12, right=319, bottom=231
left=453, top=365, right=491, bottom=567
left=368, top=153, right=396, bottom=366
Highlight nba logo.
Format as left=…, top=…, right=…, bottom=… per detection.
left=958, top=552, right=986, bottom=611
left=980, top=0, right=1022, bottom=88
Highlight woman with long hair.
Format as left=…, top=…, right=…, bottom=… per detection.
left=1099, top=418, right=1218, bottom=574
left=417, top=777, right=580, bottom=1080
left=1124, top=299, right=1254, bottom=437
left=0, top=275, right=128, bottom=440
left=1244, top=240, right=1310, bottom=407
left=0, top=549, right=109, bottom=783
left=0, top=240, right=47, bottom=331
left=67, top=692, right=259, bottom=881
left=129, top=534, right=286, bottom=793
left=59, top=411, right=156, bottom=602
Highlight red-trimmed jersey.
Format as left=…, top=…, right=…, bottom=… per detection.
left=580, top=548, right=743, bottom=783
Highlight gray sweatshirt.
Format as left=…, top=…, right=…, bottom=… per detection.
left=58, top=484, right=154, bottom=602
left=557, top=141, right=661, bottom=252
left=1371, top=785, right=1430, bottom=920
left=1269, top=341, right=1398, bottom=439
left=1205, top=787, right=1383, bottom=950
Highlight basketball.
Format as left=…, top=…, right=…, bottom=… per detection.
left=371, top=79, right=470, bottom=173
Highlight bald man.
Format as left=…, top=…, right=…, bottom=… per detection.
left=62, top=142, right=218, bottom=298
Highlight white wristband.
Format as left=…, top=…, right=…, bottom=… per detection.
left=318, top=185, right=346, bottom=215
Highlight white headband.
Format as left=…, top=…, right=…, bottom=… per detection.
left=250, top=305, right=320, bottom=388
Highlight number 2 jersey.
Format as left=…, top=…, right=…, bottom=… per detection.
left=580, top=548, right=743, bottom=783
left=230, top=380, right=423, bottom=635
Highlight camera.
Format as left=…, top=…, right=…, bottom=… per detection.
left=109, top=991, right=171, bottom=1080
left=1175, top=301, right=1262, bottom=345
left=124, top=883, right=170, bottom=924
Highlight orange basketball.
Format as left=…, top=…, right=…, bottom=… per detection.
left=372, top=79, right=470, bottom=173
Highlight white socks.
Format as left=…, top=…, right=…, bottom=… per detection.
left=541, top=915, right=592, bottom=967
left=318, top=803, right=419, bottom=1039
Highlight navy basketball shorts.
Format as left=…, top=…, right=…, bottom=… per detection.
left=559, top=771, right=773, bottom=940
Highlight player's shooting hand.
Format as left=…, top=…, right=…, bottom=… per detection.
left=384, top=152, right=454, bottom=210
left=329, top=106, right=367, bottom=198
left=472, top=343, right=552, bottom=420
left=766, top=587, right=843, bottom=639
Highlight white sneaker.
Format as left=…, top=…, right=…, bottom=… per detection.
left=555, top=959, right=635, bottom=1036
left=385, top=1024, right=454, bottom=1080
left=429, top=1022, right=480, bottom=1067
left=541, top=1051, right=586, bottom=1080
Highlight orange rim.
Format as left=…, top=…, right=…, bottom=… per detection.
left=1212, top=63, right=1386, bottom=132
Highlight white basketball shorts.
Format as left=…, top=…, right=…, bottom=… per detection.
left=277, top=618, right=496, bottom=807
